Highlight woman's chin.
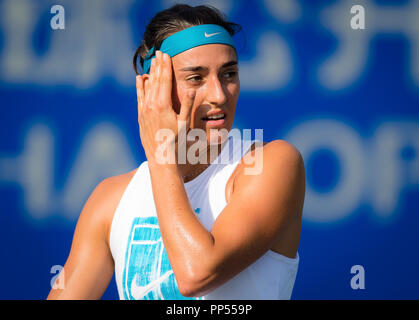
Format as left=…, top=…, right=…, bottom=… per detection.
left=189, top=120, right=232, bottom=145
left=206, top=127, right=230, bottom=145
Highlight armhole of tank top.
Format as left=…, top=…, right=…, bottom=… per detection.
left=109, top=163, right=144, bottom=260
left=266, top=249, right=299, bottom=264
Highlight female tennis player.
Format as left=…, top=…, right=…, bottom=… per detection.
left=47, top=4, right=305, bottom=300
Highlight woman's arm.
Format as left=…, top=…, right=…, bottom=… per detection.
left=46, top=172, right=134, bottom=299
left=148, top=140, right=305, bottom=297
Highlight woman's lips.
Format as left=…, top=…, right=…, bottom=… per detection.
left=202, top=114, right=226, bottom=127
left=203, top=118, right=226, bottom=126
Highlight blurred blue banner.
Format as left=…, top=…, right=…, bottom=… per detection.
left=1, top=0, right=418, bottom=299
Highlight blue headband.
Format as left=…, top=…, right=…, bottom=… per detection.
left=142, top=24, right=236, bottom=74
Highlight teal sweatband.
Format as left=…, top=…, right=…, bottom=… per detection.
left=142, top=24, right=236, bottom=74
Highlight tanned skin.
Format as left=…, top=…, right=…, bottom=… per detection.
left=47, top=44, right=305, bottom=299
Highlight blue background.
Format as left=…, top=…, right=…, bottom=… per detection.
left=1, top=0, right=418, bottom=299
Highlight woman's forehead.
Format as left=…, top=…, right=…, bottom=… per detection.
left=172, top=44, right=237, bottom=70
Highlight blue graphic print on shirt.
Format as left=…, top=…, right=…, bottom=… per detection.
left=122, top=216, right=199, bottom=300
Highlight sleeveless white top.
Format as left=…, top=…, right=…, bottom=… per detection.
left=109, top=134, right=299, bottom=300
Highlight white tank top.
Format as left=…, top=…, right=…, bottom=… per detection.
left=109, top=134, right=299, bottom=300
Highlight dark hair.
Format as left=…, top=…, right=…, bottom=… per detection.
left=133, top=4, right=242, bottom=75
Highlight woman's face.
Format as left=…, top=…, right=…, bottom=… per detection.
left=171, top=44, right=240, bottom=143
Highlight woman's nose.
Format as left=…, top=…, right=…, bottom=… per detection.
left=205, top=75, right=228, bottom=106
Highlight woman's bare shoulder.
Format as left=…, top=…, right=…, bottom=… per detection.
left=244, top=139, right=300, bottom=160
left=94, top=168, right=138, bottom=207
left=81, top=167, right=139, bottom=246
left=235, top=139, right=302, bottom=177
left=231, top=139, right=304, bottom=200
left=99, top=168, right=138, bottom=194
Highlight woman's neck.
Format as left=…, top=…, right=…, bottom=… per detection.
left=178, top=140, right=226, bottom=182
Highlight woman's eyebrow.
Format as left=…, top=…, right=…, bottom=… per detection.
left=179, top=60, right=238, bottom=72
left=179, top=66, right=207, bottom=72
left=222, top=61, right=238, bottom=68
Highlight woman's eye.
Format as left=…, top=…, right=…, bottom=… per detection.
left=187, top=75, right=202, bottom=83
left=223, top=71, right=238, bottom=79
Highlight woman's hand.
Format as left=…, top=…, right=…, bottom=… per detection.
left=136, top=50, right=196, bottom=166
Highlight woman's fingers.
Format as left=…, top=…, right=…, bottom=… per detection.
left=141, top=51, right=174, bottom=114
left=136, top=75, right=145, bottom=115
left=151, top=51, right=162, bottom=104
left=159, top=52, right=173, bottom=109
left=143, top=74, right=150, bottom=100
left=178, top=90, right=196, bottom=123
left=147, top=56, right=157, bottom=104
